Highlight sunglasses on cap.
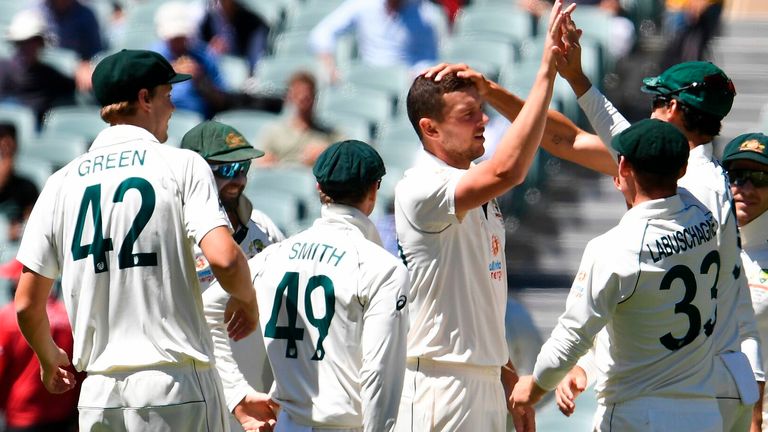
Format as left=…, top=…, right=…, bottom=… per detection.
left=210, top=161, right=251, bottom=179
left=669, top=73, right=736, bottom=97
left=728, top=169, right=768, bottom=188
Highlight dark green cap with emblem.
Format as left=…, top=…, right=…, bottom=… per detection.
left=181, top=120, right=264, bottom=162
left=313, top=140, right=386, bottom=190
left=611, top=119, right=689, bottom=174
left=641, top=61, right=736, bottom=118
left=92, top=49, right=192, bottom=107
left=722, top=133, right=768, bottom=166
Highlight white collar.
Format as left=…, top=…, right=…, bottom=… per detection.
left=318, top=204, right=383, bottom=246
left=90, top=125, right=159, bottom=151
left=688, top=142, right=714, bottom=166
left=620, top=194, right=686, bottom=223
left=741, top=209, right=768, bottom=250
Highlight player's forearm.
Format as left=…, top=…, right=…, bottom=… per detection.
left=15, top=271, right=59, bottom=367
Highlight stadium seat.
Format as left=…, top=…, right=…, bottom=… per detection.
left=116, top=1, right=164, bottom=49
left=42, top=105, right=107, bottom=143
left=243, top=187, right=305, bottom=235
left=340, top=62, right=410, bottom=105
left=247, top=166, right=321, bottom=225
left=219, top=54, right=251, bottom=91
left=14, top=154, right=55, bottom=191
left=40, top=46, right=80, bottom=78
left=272, top=31, right=312, bottom=56
left=316, top=86, right=392, bottom=133
left=454, top=5, right=533, bottom=43
left=250, top=55, right=321, bottom=97
left=317, top=112, right=372, bottom=142
left=213, top=109, right=281, bottom=144
left=440, top=37, right=518, bottom=82
left=167, top=109, right=204, bottom=146
left=20, top=132, right=88, bottom=169
left=282, top=2, right=340, bottom=32
left=0, top=104, right=37, bottom=150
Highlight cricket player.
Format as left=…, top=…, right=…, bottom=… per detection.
left=393, top=2, right=571, bottom=430
left=722, top=133, right=768, bottom=430
left=181, top=120, right=285, bottom=431
left=14, top=49, right=257, bottom=431
left=512, top=119, right=721, bottom=431
left=250, top=140, right=409, bottom=431
left=425, top=33, right=763, bottom=432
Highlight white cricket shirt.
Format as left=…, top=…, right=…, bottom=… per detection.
left=535, top=193, right=720, bottom=403
left=394, top=150, right=508, bottom=367
left=742, top=210, right=768, bottom=379
left=17, top=125, right=229, bottom=373
left=579, top=87, right=763, bottom=381
left=251, top=204, right=409, bottom=430
left=199, top=197, right=286, bottom=411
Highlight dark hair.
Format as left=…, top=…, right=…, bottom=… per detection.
left=288, top=70, right=317, bottom=94
left=406, top=72, right=475, bottom=140
left=0, top=123, right=17, bottom=142
left=653, top=96, right=722, bottom=137
left=318, top=181, right=376, bottom=206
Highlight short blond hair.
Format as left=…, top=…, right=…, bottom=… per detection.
left=99, top=87, right=158, bottom=124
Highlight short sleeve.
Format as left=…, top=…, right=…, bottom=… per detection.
left=16, top=172, right=64, bottom=279
left=182, top=153, right=230, bottom=244
left=395, top=167, right=463, bottom=232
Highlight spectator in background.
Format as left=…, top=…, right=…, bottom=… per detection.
left=0, top=124, right=38, bottom=243
left=0, top=261, right=83, bottom=432
left=0, top=10, right=76, bottom=125
left=153, top=1, right=229, bottom=119
left=309, top=0, right=441, bottom=82
left=662, top=0, right=723, bottom=68
left=199, top=0, right=270, bottom=70
left=38, top=0, right=104, bottom=91
left=258, top=71, right=342, bottom=167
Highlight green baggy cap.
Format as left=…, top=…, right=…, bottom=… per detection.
left=611, top=119, right=689, bottom=174
left=313, top=140, right=386, bottom=190
left=181, top=120, right=264, bottom=162
left=92, top=49, right=191, bottom=107
left=641, top=61, right=735, bottom=118
left=722, top=133, right=768, bottom=167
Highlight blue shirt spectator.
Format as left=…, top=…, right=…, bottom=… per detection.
left=39, top=0, right=103, bottom=60
left=310, top=0, right=442, bottom=80
left=153, top=1, right=228, bottom=119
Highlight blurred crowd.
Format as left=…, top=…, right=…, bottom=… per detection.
left=0, top=0, right=733, bottom=430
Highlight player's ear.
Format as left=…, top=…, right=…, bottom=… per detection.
left=137, top=88, right=152, bottom=110
left=419, top=118, right=439, bottom=140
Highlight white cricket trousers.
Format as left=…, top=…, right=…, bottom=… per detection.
left=593, top=397, right=721, bottom=432
left=395, top=357, right=506, bottom=432
left=78, top=358, right=230, bottom=432
left=274, top=410, right=362, bottom=432
left=714, top=353, right=753, bottom=432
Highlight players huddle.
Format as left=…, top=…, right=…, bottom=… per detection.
left=10, top=1, right=768, bottom=431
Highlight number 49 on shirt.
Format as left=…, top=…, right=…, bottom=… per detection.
left=265, top=271, right=336, bottom=361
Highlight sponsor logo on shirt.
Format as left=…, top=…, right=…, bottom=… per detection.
left=396, top=295, right=407, bottom=311
left=491, top=235, right=501, bottom=256
left=489, top=260, right=503, bottom=281
left=760, top=269, right=768, bottom=285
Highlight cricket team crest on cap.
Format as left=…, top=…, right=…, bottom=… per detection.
left=739, top=139, right=766, bottom=153
left=226, top=132, right=245, bottom=148
left=491, top=235, right=501, bottom=256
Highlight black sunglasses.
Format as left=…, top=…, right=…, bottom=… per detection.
left=728, top=169, right=768, bottom=188
left=210, top=161, right=251, bottom=179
